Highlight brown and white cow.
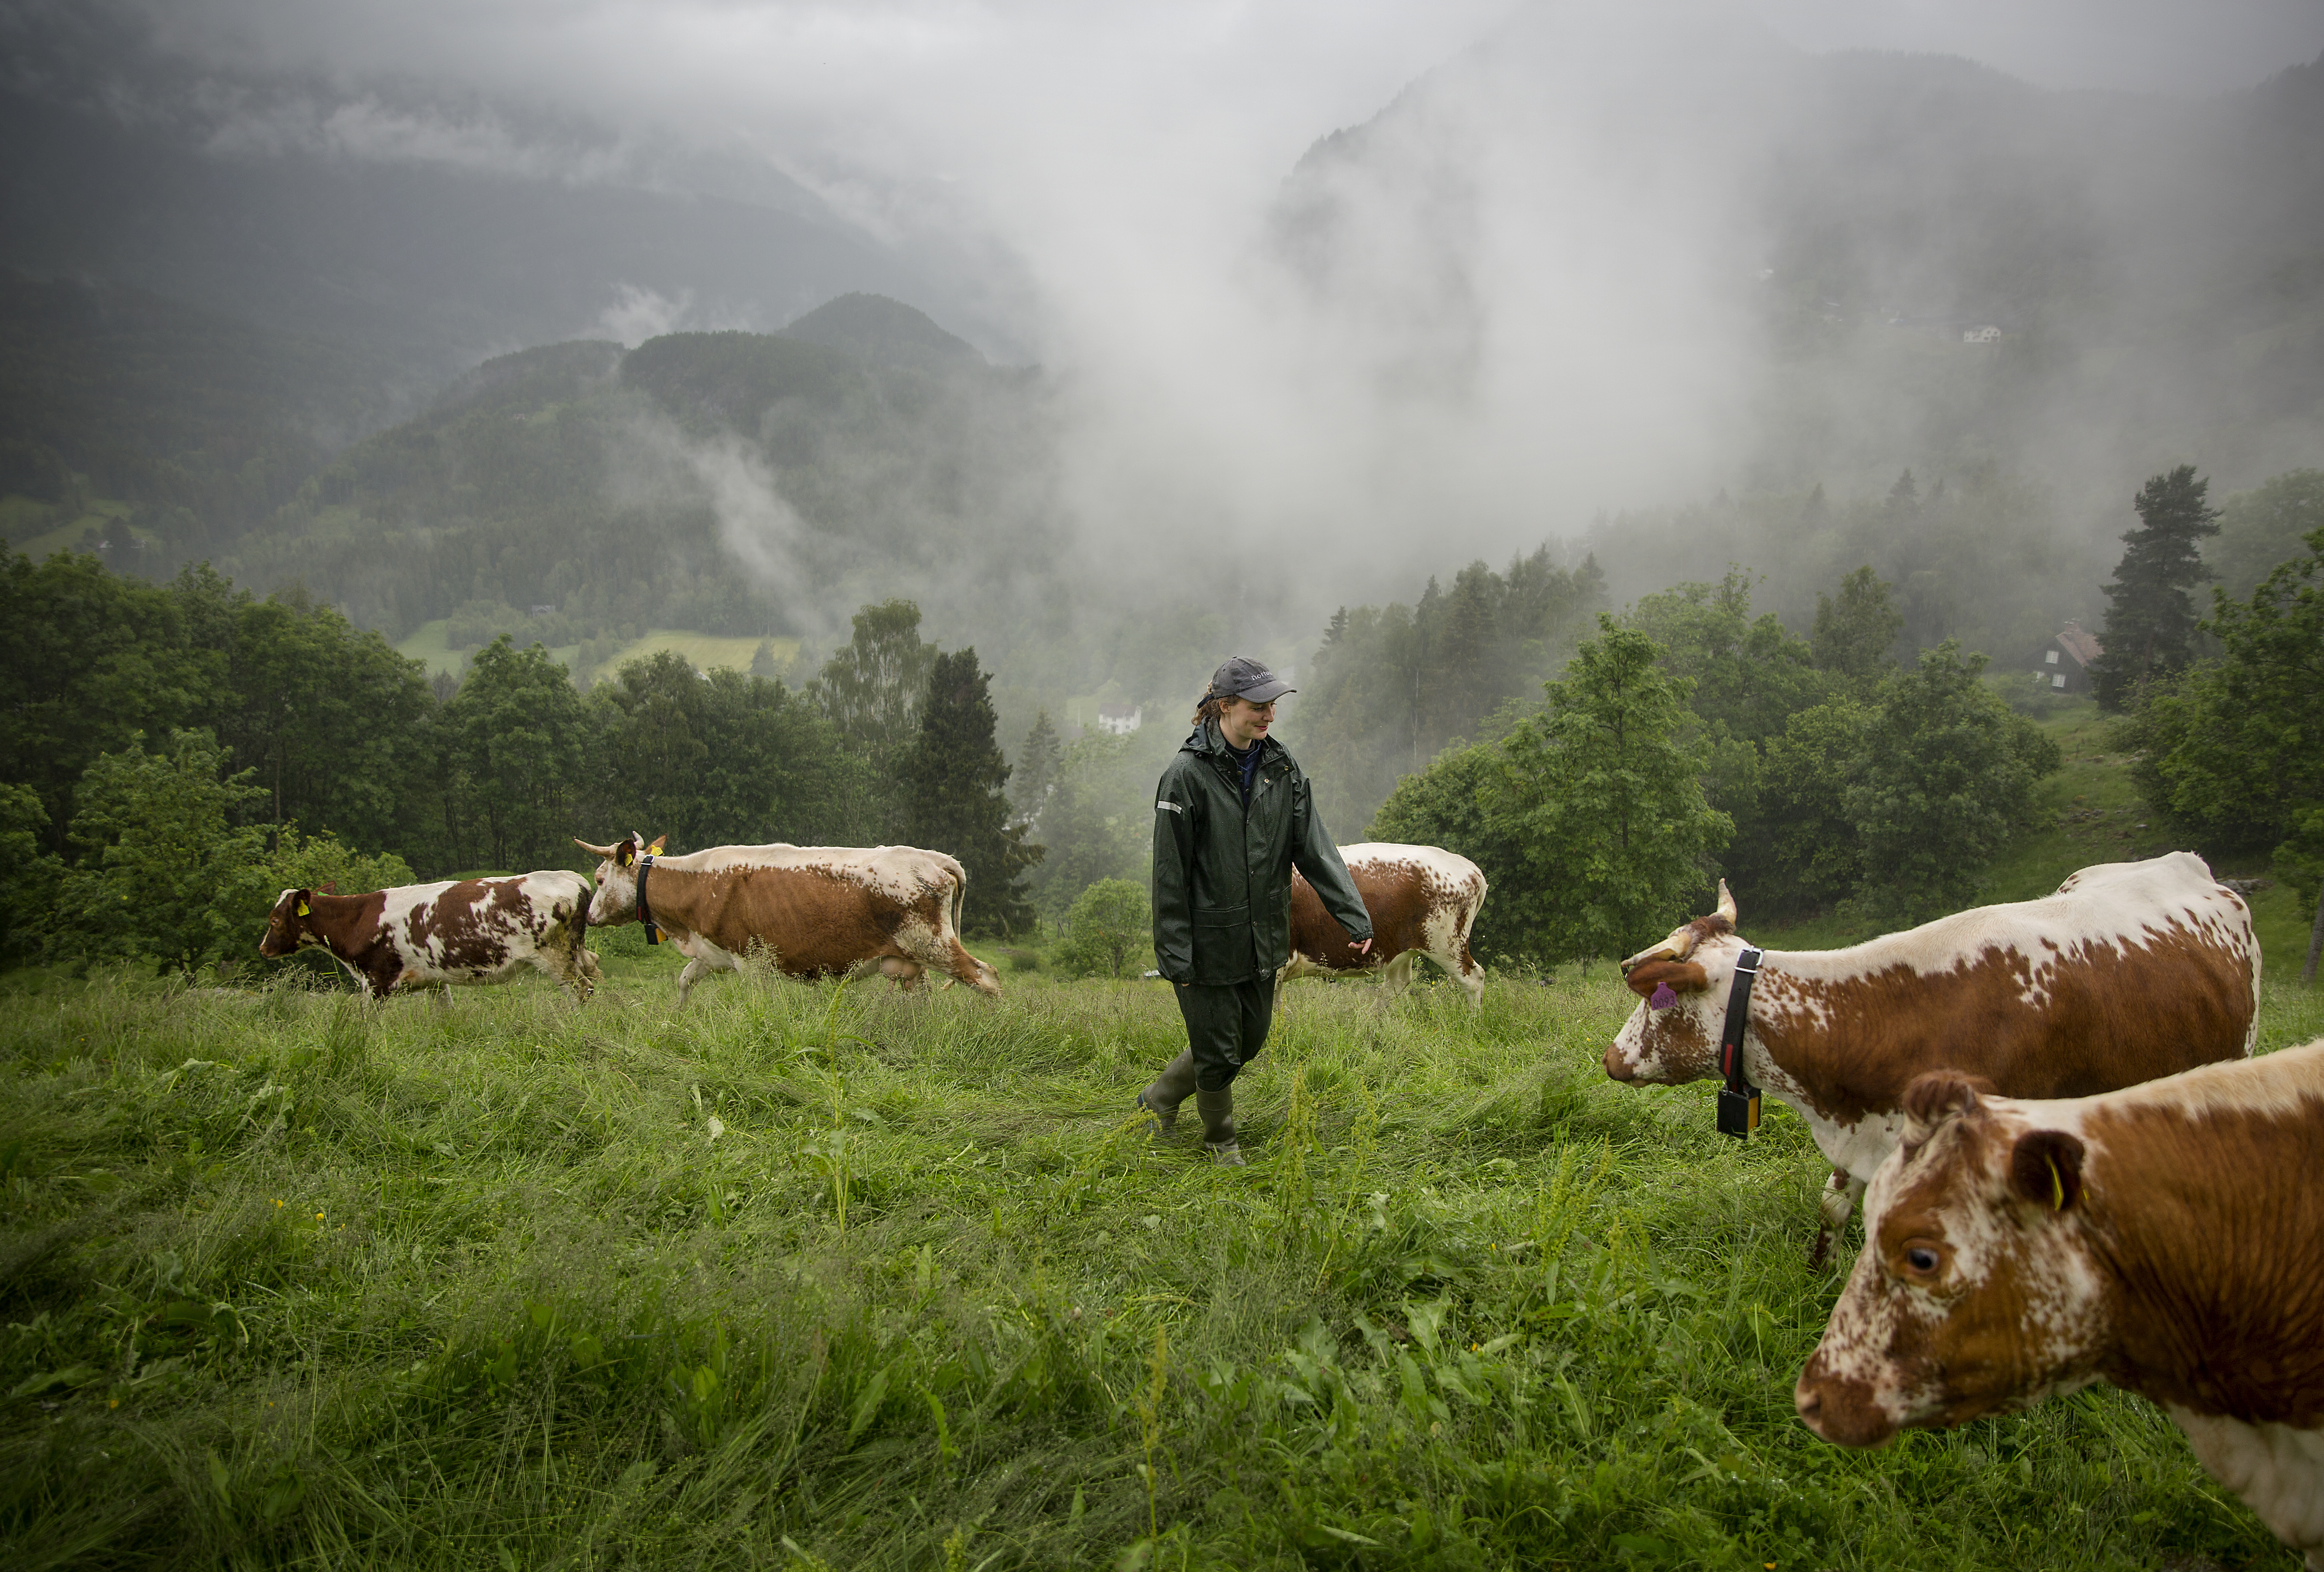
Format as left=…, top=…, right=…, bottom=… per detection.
left=576, top=833, right=1002, bottom=1005
left=258, top=871, right=599, bottom=1002
left=1797, top=1045, right=2324, bottom=1568
left=1279, top=843, right=1488, bottom=1007
left=1607, top=853, right=2259, bottom=1265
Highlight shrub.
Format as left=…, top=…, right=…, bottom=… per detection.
left=1054, top=879, right=1151, bottom=979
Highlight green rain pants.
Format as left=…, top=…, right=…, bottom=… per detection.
left=1174, top=977, right=1277, bottom=1093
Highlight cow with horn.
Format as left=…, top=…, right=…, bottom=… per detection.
left=1603, top=853, right=2260, bottom=1265
left=575, top=832, right=1002, bottom=1005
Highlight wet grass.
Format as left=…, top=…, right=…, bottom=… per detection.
left=0, top=931, right=2311, bottom=1570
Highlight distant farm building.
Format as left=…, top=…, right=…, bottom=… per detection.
left=2033, top=621, right=2101, bottom=693
left=1095, top=702, right=1143, bottom=736
left=1963, top=325, right=2002, bottom=344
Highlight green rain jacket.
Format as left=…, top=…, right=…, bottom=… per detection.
left=1151, top=723, right=1373, bottom=986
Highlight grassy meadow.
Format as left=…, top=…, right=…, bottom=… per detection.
left=3, top=912, right=2320, bottom=1570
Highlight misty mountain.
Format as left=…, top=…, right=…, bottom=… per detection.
left=217, top=297, right=1064, bottom=657
left=0, top=3, right=1000, bottom=379
left=0, top=270, right=402, bottom=555
left=1276, top=19, right=2324, bottom=520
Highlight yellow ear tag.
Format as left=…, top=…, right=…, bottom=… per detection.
left=296, top=899, right=310, bottom=916
left=2046, top=1154, right=2065, bottom=1211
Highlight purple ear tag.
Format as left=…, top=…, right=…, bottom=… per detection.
left=1649, top=983, right=1679, bottom=1011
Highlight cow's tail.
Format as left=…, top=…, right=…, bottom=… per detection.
left=948, top=856, right=968, bottom=943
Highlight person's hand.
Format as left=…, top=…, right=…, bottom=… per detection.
left=1353, top=938, right=1372, bottom=956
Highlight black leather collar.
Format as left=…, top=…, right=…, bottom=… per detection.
left=1716, top=946, right=1763, bottom=1138
left=637, top=853, right=663, bottom=946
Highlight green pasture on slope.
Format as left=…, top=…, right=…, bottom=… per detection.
left=2, top=948, right=2315, bottom=1570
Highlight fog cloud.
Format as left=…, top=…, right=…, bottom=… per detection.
left=66, top=0, right=2324, bottom=624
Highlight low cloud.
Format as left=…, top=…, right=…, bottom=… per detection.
left=591, top=284, right=694, bottom=347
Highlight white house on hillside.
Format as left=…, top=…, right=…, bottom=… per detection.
left=1095, top=702, right=1142, bottom=736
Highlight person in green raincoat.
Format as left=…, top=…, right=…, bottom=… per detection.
left=1140, top=655, right=1374, bottom=1164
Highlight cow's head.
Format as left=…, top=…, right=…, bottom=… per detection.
left=1795, top=1070, right=2109, bottom=1448
left=260, top=887, right=321, bottom=958
left=575, top=833, right=666, bottom=927
left=264, top=884, right=339, bottom=958
left=962, top=951, right=1003, bottom=999
left=1604, top=880, right=1746, bottom=1084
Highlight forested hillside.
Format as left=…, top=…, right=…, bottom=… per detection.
left=213, top=297, right=1063, bottom=660
left=0, top=272, right=402, bottom=560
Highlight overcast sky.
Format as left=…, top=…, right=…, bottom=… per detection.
left=91, top=0, right=2324, bottom=589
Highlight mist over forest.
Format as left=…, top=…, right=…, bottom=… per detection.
left=3, top=0, right=2322, bottom=944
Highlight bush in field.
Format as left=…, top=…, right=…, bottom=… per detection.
left=1843, top=641, right=2060, bottom=925
left=0, top=780, right=61, bottom=962
left=54, top=728, right=412, bottom=973
left=1375, top=618, right=1730, bottom=966
left=1054, top=878, right=1151, bottom=979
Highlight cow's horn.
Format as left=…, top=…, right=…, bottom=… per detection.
left=574, top=838, right=618, bottom=859
left=1715, top=879, right=1738, bottom=925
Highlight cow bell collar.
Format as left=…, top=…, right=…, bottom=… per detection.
left=1715, top=946, right=1763, bottom=1140
left=637, top=853, right=664, bottom=946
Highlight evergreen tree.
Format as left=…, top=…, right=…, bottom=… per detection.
left=902, top=648, right=1041, bottom=936
left=1844, top=642, right=2060, bottom=925
left=2127, top=523, right=2324, bottom=979
left=2090, top=465, right=2223, bottom=710
left=1023, top=734, right=1145, bottom=920
left=1009, top=708, right=1063, bottom=826
left=1811, top=565, right=1904, bottom=679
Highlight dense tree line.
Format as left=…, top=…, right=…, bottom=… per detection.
left=1298, top=544, right=1607, bottom=837
left=1370, top=571, right=2060, bottom=968
left=0, top=550, right=1038, bottom=969
left=2122, top=518, right=2324, bottom=980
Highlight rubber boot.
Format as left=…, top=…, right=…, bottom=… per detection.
left=1136, top=1050, right=1198, bottom=1138
left=1195, top=1088, right=1245, bottom=1167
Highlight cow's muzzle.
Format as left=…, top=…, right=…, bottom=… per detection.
left=1794, top=1365, right=1898, bottom=1448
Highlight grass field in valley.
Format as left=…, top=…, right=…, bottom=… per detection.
left=5, top=916, right=2322, bottom=1572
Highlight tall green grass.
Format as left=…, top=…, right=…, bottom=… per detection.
left=2, top=948, right=2309, bottom=1569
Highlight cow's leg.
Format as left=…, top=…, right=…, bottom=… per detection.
left=538, top=951, right=592, bottom=1006
left=1373, top=952, right=1414, bottom=1012
left=1810, top=1169, right=1866, bottom=1269
left=675, top=956, right=719, bottom=1007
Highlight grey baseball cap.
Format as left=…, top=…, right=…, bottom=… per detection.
left=1208, top=655, right=1295, bottom=705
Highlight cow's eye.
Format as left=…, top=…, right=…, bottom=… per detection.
left=1904, top=1244, right=1941, bottom=1275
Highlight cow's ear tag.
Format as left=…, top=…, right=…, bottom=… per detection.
left=2046, top=1154, right=2066, bottom=1211
left=296, top=899, right=310, bottom=917
left=1649, top=982, right=1678, bottom=1010
left=647, top=835, right=668, bottom=855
